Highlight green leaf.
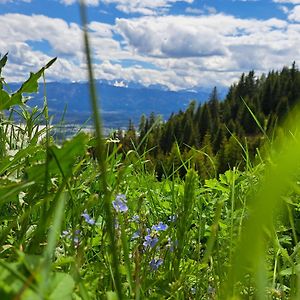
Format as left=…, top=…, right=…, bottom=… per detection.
left=0, top=144, right=41, bottom=176
left=0, top=89, right=11, bottom=110
left=280, top=264, right=300, bottom=276
left=0, top=52, right=8, bottom=71
left=10, top=92, right=23, bottom=107
left=21, top=254, right=43, bottom=274
left=26, top=133, right=88, bottom=182
left=0, top=180, right=35, bottom=207
left=0, top=57, right=56, bottom=110
left=48, top=273, right=75, bottom=300
left=17, top=57, right=57, bottom=95
left=106, top=291, right=118, bottom=300
left=0, top=260, right=39, bottom=296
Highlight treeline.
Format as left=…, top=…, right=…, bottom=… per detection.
left=114, top=62, right=300, bottom=179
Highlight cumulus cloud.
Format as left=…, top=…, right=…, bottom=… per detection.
left=288, top=5, right=300, bottom=21
left=59, top=0, right=194, bottom=15
left=0, top=13, right=121, bottom=83
left=116, top=14, right=287, bottom=62
left=116, top=16, right=228, bottom=58
left=102, top=0, right=194, bottom=15
left=1, top=11, right=300, bottom=90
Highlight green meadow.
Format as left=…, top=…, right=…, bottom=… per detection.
left=1, top=5, right=300, bottom=300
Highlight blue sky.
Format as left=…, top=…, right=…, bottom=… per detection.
left=1, top=0, right=300, bottom=90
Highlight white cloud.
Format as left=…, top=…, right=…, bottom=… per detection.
left=116, top=14, right=287, bottom=61
left=59, top=0, right=194, bottom=15
left=185, top=5, right=217, bottom=15
left=60, top=0, right=100, bottom=6
left=278, top=5, right=290, bottom=13
left=204, top=5, right=217, bottom=14
left=185, top=7, right=203, bottom=14
left=1, top=12, right=300, bottom=90
left=273, top=0, right=300, bottom=4
left=288, top=5, right=300, bottom=21
left=102, top=0, right=194, bottom=15
left=116, top=16, right=228, bottom=58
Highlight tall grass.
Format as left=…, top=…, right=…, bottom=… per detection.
left=0, top=2, right=300, bottom=299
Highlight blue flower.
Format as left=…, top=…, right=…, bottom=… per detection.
left=81, top=210, right=95, bottom=225
left=149, top=258, right=163, bottom=271
left=131, top=230, right=140, bottom=240
left=73, top=230, right=81, bottom=246
left=62, top=229, right=81, bottom=246
left=143, top=234, right=159, bottom=248
left=152, top=222, right=168, bottom=231
left=112, top=194, right=128, bottom=213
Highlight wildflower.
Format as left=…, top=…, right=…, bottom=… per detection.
left=131, top=230, right=140, bottom=240
left=149, top=258, right=163, bottom=271
left=81, top=210, right=95, bottom=225
left=131, top=215, right=140, bottom=222
left=61, top=229, right=81, bottom=246
left=143, top=234, right=159, bottom=248
left=62, top=230, right=70, bottom=238
left=152, top=222, right=168, bottom=231
left=73, top=230, right=81, bottom=246
left=191, top=287, right=196, bottom=295
left=112, top=194, right=128, bottom=213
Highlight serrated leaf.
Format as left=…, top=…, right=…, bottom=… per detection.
left=0, top=57, right=56, bottom=110
left=17, top=57, right=57, bottom=95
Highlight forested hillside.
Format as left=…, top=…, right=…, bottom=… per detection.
left=118, top=63, right=300, bottom=179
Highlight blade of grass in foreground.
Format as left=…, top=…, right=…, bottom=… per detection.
left=223, top=107, right=300, bottom=299
left=79, top=1, right=123, bottom=299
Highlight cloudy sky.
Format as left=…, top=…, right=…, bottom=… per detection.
left=1, top=0, right=300, bottom=90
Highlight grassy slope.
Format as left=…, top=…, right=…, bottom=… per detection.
left=0, top=112, right=300, bottom=299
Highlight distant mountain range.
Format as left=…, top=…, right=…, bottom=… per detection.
left=10, top=81, right=227, bottom=129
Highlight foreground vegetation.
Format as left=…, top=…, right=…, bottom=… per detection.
left=1, top=15, right=300, bottom=299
